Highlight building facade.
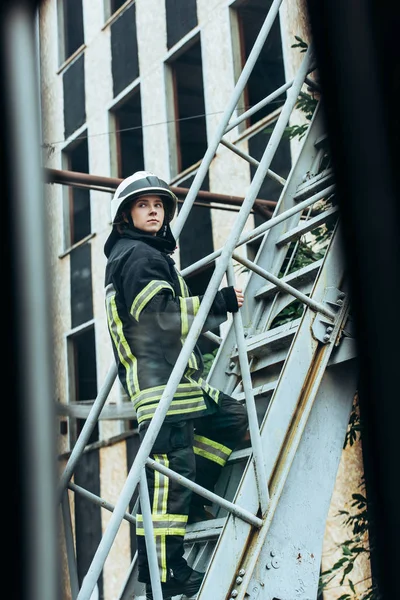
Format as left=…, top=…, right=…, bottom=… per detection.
left=38, top=1, right=368, bottom=598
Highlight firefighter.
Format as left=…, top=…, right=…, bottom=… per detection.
left=104, top=171, right=248, bottom=599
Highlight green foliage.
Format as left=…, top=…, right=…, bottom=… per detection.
left=202, top=347, right=218, bottom=377
left=292, top=35, right=308, bottom=53
left=286, top=91, right=318, bottom=141
left=318, top=395, right=381, bottom=600
left=270, top=225, right=331, bottom=329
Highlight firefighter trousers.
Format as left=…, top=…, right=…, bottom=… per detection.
left=136, top=391, right=248, bottom=583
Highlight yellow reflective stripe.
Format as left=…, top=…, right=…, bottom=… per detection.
left=179, top=296, right=201, bottom=338
left=152, top=454, right=169, bottom=515
left=160, top=535, right=167, bottom=581
left=136, top=513, right=188, bottom=532
left=138, top=400, right=206, bottom=422
left=137, top=514, right=188, bottom=523
left=179, top=296, right=189, bottom=337
left=199, top=378, right=220, bottom=403
left=136, top=526, right=186, bottom=536
left=132, top=382, right=204, bottom=406
left=194, top=435, right=231, bottom=458
left=193, top=446, right=227, bottom=466
left=105, top=284, right=139, bottom=396
left=177, top=271, right=189, bottom=297
left=130, top=280, right=175, bottom=321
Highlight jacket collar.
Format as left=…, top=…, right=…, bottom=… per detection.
left=104, top=223, right=177, bottom=257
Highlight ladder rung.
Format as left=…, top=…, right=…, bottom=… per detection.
left=294, top=169, right=335, bottom=202
left=276, top=206, right=338, bottom=247
left=228, top=446, right=252, bottom=464
left=234, top=379, right=278, bottom=402
left=228, top=320, right=300, bottom=374
left=185, top=518, right=225, bottom=543
left=240, top=318, right=300, bottom=357
left=314, top=132, right=329, bottom=148
left=254, top=260, right=323, bottom=300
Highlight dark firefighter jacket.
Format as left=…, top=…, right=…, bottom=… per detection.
left=104, top=224, right=238, bottom=426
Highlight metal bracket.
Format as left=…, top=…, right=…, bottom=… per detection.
left=311, top=286, right=346, bottom=344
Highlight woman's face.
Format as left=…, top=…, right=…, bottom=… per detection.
left=128, top=194, right=165, bottom=235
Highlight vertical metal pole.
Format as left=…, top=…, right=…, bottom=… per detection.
left=139, top=470, right=163, bottom=600
left=1, top=3, right=58, bottom=600
left=227, top=263, right=270, bottom=513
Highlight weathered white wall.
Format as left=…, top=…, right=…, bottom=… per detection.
left=39, top=0, right=369, bottom=598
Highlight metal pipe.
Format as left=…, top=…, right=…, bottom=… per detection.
left=232, top=252, right=336, bottom=321
left=75, top=27, right=312, bottom=600
left=220, top=138, right=286, bottom=186
left=44, top=167, right=276, bottom=210
left=67, top=482, right=137, bottom=525
left=227, top=263, right=270, bottom=514
left=146, top=458, right=263, bottom=528
left=57, top=363, right=117, bottom=501
left=139, top=471, right=163, bottom=600
left=181, top=184, right=336, bottom=279
left=224, top=71, right=318, bottom=134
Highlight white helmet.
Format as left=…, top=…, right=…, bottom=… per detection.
left=110, top=171, right=177, bottom=224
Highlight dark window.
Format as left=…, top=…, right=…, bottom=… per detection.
left=63, top=54, right=86, bottom=138
left=113, top=89, right=144, bottom=178
left=178, top=173, right=216, bottom=355
left=62, top=0, right=84, bottom=59
left=111, top=0, right=127, bottom=14
left=248, top=125, right=291, bottom=227
left=170, top=40, right=207, bottom=173
left=111, top=3, right=139, bottom=97
left=73, top=326, right=98, bottom=445
left=165, top=0, right=198, bottom=49
left=236, top=0, right=285, bottom=125
left=70, top=244, right=93, bottom=327
left=75, top=450, right=102, bottom=594
left=66, top=135, right=91, bottom=245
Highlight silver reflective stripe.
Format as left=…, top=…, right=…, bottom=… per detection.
left=130, top=280, right=175, bottom=321
left=193, top=434, right=232, bottom=466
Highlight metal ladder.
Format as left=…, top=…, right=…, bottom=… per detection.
left=57, top=2, right=358, bottom=598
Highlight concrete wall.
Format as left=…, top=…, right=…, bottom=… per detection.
left=39, top=0, right=369, bottom=598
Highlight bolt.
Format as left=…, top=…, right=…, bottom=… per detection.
left=338, top=292, right=346, bottom=299
left=229, top=361, right=235, bottom=368
left=266, top=561, right=271, bottom=570
left=231, top=590, right=238, bottom=598
left=236, top=576, right=243, bottom=584
left=337, top=299, right=343, bottom=306
left=272, top=558, right=280, bottom=569
left=323, top=334, right=331, bottom=342
left=238, top=569, right=246, bottom=576
left=326, top=326, right=333, bottom=333
left=270, top=550, right=276, bottom=557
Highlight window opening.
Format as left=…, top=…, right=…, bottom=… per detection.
left=165, top=0, right=198, bottom=49
left=112, top=88, right=144, bottom=178
left=63, top=134, right=91, bottom=246
left=167, top=39, right=207, bottom=175
left=58, top=0, right=84, bottom=63
left=233, top=0, right=285, bottom=127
